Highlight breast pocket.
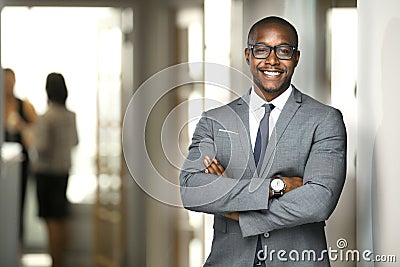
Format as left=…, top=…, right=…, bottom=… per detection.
left=214, top=131, right=242, bottom=168
left=215, top=130, right=239, bottom=139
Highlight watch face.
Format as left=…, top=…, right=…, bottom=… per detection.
left=271, top=179, right=285, bottom=191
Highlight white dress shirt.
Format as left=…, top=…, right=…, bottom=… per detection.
left=249, top=85, right=293, bottom=151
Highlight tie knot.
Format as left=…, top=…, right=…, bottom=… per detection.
left=262, top=103, right=275, bottom=113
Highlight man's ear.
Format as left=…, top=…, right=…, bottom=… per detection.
left=245, top=48, right=250, bottom=65
left=294, top=50, right=300, bottom=67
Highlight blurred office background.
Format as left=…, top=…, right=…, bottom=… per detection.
left=0, top=0, right=399, bottom=266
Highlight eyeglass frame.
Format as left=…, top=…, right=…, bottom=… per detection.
left=247, top=43, right=298, bottom=60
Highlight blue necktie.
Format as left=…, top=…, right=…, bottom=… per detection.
left=254, top=104, right=275, bottom=170
left=254, top=103, right=274, bottom=266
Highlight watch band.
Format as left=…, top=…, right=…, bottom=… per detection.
left=272, top=188, right=284, bottom=197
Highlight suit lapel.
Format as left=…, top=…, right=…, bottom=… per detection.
left=258, top=88, right=302, bottom=178
left=233, top=90, right=257, bottom=175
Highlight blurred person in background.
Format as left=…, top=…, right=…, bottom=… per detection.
left=32, top=73, right=78, bottom=267
left=3, top=68, right=37, bottom=248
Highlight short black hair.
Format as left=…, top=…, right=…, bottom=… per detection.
left=46, top=73, right=68, bottom=106
left=247, top=16, right=298, bottom=47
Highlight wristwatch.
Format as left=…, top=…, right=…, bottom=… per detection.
left=270, top=175, right=286, bottom=197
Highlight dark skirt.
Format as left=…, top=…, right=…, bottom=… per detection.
left=36, top=172, right=70, bottom=219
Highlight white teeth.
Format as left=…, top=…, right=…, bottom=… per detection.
left=263, top=71, right=280, bottom=76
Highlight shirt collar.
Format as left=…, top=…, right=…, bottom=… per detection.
left=250, top=85, right=293, bottom=111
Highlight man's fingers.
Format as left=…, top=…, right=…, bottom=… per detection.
left=203, top=156, right=211, bottom=167
left=203, top=157, right=221, bottom=175
left=203, top=156, right=215, bottom=174
left=212, top=158, right=227, bottom=176
left=223, top=212, right=239, bottom=221
left=209, top=162, right=222, bottom=175
left=213, top=158, right=226, bottom=174
left=203, top=156, right=227, bottom=176
left=203, top=158, right=209, bottom=167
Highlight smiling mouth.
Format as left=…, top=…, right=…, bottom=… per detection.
left=262, top=70, right=283, bottom=77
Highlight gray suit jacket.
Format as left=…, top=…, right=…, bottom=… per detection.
left=180, top=87, right=347, bottom=267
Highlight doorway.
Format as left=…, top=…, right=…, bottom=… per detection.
left=1, top=6, right=127, bottom=267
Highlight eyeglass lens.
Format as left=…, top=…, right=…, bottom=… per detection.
left=252, top=44, right=295, bottom=60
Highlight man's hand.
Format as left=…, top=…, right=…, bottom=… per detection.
left=203, top=156, right=227, bottom=177
left=223, top=212, right=239, bottom=221
left=269, top=176, right=303, bottom=197
left=282, top=176, right=303, bottom=193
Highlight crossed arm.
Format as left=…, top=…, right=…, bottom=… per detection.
left=180, top=108, right=346, bottom=237
left=203, top=155, right=303, bottom=221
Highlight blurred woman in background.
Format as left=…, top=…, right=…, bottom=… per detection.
left=33, top=73, right=78, bottom=267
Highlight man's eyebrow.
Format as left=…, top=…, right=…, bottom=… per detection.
left=253, top=42, right=294, bottom=46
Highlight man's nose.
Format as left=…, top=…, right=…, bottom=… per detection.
left=265, top=50, right=279, bottom=65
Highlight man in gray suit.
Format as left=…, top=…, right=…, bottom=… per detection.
left=180, top=16, right=346, bottom=266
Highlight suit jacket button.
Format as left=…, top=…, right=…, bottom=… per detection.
left=263, top=232, right=270, bottom=238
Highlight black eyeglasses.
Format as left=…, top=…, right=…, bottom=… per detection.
left=248, top=44, right=297, bottom=60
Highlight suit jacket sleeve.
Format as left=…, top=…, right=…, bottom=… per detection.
left=238, top=108, right=347, bottom=237
left=180, top=111, right=271, bottom=214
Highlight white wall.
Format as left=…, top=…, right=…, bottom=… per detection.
left=358, top=0, right=400, bottom=266
left=328, top=9, right=357, bottom=267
